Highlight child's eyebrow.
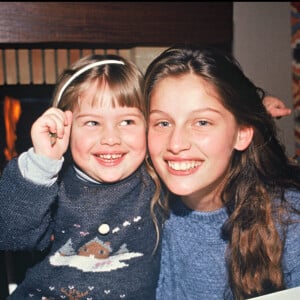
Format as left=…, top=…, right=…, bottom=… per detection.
left=74, top=113, right=102, bottom=118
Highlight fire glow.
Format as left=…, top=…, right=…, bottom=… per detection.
left=3, top=96, right=21, bottom=161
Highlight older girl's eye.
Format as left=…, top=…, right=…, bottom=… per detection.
left=197, top=120, right=209, bottom=126
left=158, top=121, right=170, bottom=127
left=120, top=119, right=134, bottom=126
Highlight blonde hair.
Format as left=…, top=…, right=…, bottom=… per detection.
left=53, top=54, right=163, bottom=251
left=52, top=54, right=144, bottom=113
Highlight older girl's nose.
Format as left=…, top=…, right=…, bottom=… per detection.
left=167, top=126, right=191, bottom=154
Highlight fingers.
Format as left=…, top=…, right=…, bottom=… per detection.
left=42, top=108, right=70, bottom=139
left=263, top=96, right=292, bottom=118
left=271, top=108, right=292, bottom=118
left=56, top=110, right=73, bottom=146
left=31, top=108, right=73, bottom=159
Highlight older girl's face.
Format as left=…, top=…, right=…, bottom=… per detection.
left=148, top=73, right=252, bottom=211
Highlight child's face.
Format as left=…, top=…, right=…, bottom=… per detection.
left=70, top=92, right=146, bottom=183
left=148, top=73, right=251, bottom=211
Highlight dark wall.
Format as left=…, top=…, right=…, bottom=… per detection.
left=0, top=2, right=233, bottom=50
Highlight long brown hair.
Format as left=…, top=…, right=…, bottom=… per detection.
left=144, top=45, right=300, bottom=298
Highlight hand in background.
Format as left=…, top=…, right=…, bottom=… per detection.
left=263, top=96, right=292, bottom=118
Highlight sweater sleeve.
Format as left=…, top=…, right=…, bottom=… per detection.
left=282, top=190, right=300, bottom=288
left=18, top=147, right=64, bottom=186
left=156, top=226, right=173, bottom=300
left=0, top=157, right=59, bottom=251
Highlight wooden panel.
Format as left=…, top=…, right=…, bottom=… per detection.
left=81, top=49, right=93, bottom=57
left=56, top=49, right=68, bottom=78
left=0, top=2, right=232, bottom=48
left=1, top=47, right=126, bottom=85
left=44, top=49, right=56, bottom=84
left=4, top=49, right=17, bottom=84
left=18, top=49, right=30, bottom=84
left=31, top=49, right=44, bottom=84
left=69, top=49, right=80, bottom=66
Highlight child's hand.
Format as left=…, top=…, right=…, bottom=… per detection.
left=31, top=108, right=73, bottom=160
left=263, top=96, right=292, bottom=118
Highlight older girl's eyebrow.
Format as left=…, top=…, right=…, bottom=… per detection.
left=149, top=107, right=222, bottom=115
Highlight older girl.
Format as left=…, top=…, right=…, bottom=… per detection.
left=144, top=46, right=300, bottom=299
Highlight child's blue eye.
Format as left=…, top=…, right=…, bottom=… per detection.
left=120, top=120, right=134, bottom=126
left=86, top=121, right=98, bottom=126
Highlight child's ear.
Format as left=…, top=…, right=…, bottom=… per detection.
left=234, top=126, right=253, bottom=151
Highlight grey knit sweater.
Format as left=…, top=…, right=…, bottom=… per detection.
left=156, top=193, right=300, bottom=300
left=0, top=156, right=162, bottom=299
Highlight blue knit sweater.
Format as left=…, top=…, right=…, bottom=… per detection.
left=0, top=157, right=162, bottom=299
left=156, top=193, right=300, bottom=300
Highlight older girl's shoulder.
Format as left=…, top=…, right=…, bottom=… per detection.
left=285, top=188, right=300, bottom=209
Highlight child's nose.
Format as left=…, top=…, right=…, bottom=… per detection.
left=100, top=127, right=121, bottom=145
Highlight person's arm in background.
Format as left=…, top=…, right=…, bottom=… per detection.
left=263, top=96, right=292, bottom=118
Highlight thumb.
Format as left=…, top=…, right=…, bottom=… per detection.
left=57, top=110, right=72, bottom=147
left=64, top=110, right=73, bottom=135
left=64, top=110, right=73, bottom=125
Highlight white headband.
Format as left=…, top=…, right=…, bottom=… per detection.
left=56, top=59, right=125, bottom=105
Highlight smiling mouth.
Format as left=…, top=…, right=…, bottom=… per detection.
left=95, top=153, right=124, bottom=163
left=167, top=160, right=201, bottom=171
left=97, top=154, right=122, bottom=159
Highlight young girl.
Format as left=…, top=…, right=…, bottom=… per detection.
left=0, top=54, right=163, bottom=299
left=144, top=46, right=300, bottom=299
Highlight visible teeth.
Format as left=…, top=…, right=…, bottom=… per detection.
left=99, top=154, right=122, bottom=159
left=168, top=161, right=200, bottom=171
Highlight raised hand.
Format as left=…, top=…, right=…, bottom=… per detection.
left=31, top=107, right=73, bottom=160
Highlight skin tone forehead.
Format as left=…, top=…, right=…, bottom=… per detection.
left=150, top=73, right=230, bottom=119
